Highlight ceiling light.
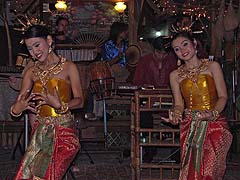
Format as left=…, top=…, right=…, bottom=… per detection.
left=55, top=1, right=67, bottom=11
left=114, top=2, right=127, bottom=13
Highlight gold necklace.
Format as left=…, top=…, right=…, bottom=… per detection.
left=178, top=59, right=209, bottom=83
left=34, top=57, right=65, bottom=88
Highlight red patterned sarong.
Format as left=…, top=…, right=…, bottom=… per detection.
left=179, top=113, right=232, bottom=180
left=14, top=113, right=80, bottom=180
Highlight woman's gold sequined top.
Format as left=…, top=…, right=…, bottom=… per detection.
left=32, top=78, right=71, bottom=117
left=180, top=74, right=218, bottom=111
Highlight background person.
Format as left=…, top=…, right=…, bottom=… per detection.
left=54, top=16, right=73, bottom=44
left=133, top=36, right=177, bottom=87
left=101, top=21, right=128, bottom=67
left=11, top=25, right=83, bottom=180
left=162, top=32, right=232, bottom=179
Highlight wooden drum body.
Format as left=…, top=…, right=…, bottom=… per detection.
left=89, top=61, right=115, bottom=100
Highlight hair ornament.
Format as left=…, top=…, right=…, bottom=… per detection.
left=14, top=14, right=46, bottom=44
left=169, top=21, right=195, bottom=34
left=169, top=15, right=204, bottom=34
left=14, top=14, right=45, bottom=33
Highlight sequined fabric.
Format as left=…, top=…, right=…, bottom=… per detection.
left=179, top=74, right=232, bottom=180
left=32, top=78, right=71, bottom=117
left=180, top=74, right=218, bottom=111
left=14, top=78, right=80, bottom=180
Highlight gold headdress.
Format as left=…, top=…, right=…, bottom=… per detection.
left=169, top=17, right=195, bottom=33
left=14, top=14, right=45, bottom=33
left=14, top=14, right=46, bottom=44
left=169, top=16, right=203, bottom=34
left=169, top=22, right=195, bottom=33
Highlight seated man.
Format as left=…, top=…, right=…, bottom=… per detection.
left=133, top=36, right=177, bottom=88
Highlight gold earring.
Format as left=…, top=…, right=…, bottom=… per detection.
left=48, top=46, right=52, bottom=54
left=31, top=56, right=36, bottom=62
left=177, top=59, right=181, bottom=66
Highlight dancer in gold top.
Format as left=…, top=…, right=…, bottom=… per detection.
left=162, top=32, right=232, bottom=180
left=10, top=25, right=83, bottom=180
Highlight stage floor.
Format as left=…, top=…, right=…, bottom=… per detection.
left=0, top=146, right=239, bottom=180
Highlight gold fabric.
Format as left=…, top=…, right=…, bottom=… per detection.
left=32, top=78, right=71, bottom=117
left=180, top=74, right=217, bottom=111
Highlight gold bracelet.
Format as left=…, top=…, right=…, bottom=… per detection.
left=172, top=108, right=182, bottom=119
left=10, top=106, right=22, bottom=117
left=55, top=102, right=69, bottom=114
left=211, top=109, right=220, bottom=121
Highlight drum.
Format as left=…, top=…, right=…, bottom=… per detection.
left=125, top=45, right=141, bottom=67
left=16, top=53, right=30, bottom=68
left=89, top=61, right=115, bottom=100
left=90, top=61, right=112, bottom=81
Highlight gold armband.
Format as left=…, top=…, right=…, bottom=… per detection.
left=211, top=110, right=219, bottom=121
left=55, top=102, right=69, bottom=114
left=10, top=106, right=22, bottom=117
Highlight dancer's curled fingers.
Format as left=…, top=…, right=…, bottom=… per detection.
left=32, top=87, right=61, bottom=109
left=12, top=89, right=36, bottom=114
left=161, top=109, right=181, bottom=125
left=196, top=110, right=214, bottom=121
left=161, top=109, right=173, bottom=123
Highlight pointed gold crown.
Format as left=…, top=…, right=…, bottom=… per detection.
left=169, top=17, right=203, bottom=34
left=14, top=14, right=45, bottom=33
left=169, top=20, right=195, bottom=33
left=14, top=14, right=46, bottom=44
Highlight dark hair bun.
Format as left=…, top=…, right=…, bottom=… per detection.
left=23, top=25, right=49, bottom=39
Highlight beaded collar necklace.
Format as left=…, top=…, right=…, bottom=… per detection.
left=177, top=59, right=209, bottom=83
left=33, top=56, right=66, bottom=88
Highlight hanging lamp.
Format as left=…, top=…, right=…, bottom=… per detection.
left=55, top=1, right=67, bottom=11
left=114, top=2, right=127, bottom=13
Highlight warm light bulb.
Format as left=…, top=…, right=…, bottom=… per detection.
left=114, top=2, right=127, bottom=13
left=55, top=1, right=67, bottom=11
